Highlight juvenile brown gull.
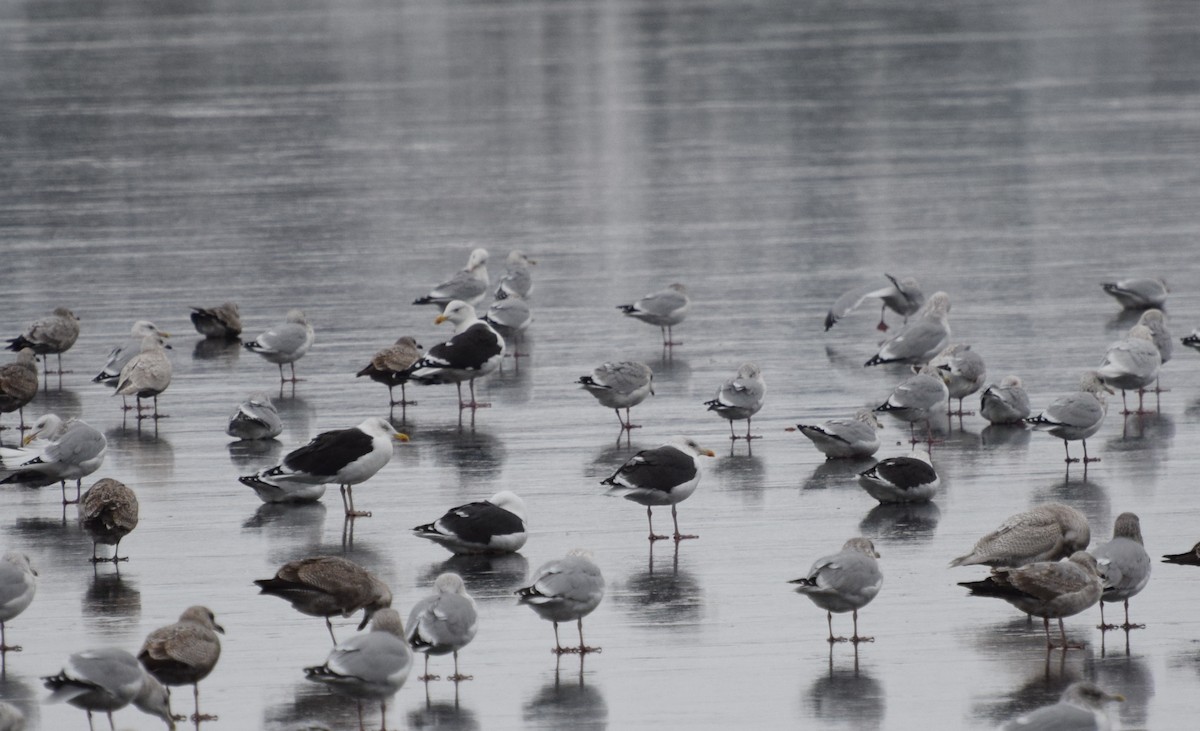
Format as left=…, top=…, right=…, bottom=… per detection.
left=243, top=309, right=315, bottom=383
left=516, top=549, right=605, bottom=654
left=790, top=537, right=882, bottom=643
left=356, top=336, right=424, bottom=409
left=950, top=502, right=1090, bottom=568
left=6, top=306, right=80, bottom=376
left=0, top=348, right=38, bottom=434
left=617, top=283, right=689, bottom=347
left=602, top=436, right=715, bottom=542
left=138, top=606, right=223, bottom=723
left=114, top=335, right=172, bottom=420
left=406, top=573, right=478, bottom=681
left=189, top=302, right=241, bottom=340
left=79, top=478, right=139, bottom=563
left=255, top=555, right=393, bottom=644
left=92, top=321, right=170, bottom=384
left=824, top=273, right=925, bottom=332
left=1162, top=541, right=1200, bottom=566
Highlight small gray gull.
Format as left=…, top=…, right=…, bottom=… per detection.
left=864, top=291, right=951, bottom=367
left=578, top=361, right=654, bottom=432
left=704, top=362, right=765, bottom=440
left=873, top=365, right=948, bottom=442
left=225, top=393, right=283, bottom=441
left=930, top=343, right=985, bottom=416
left=43, top=647, right=174, bottom=730
left=6, top=306, right=80, bottom=375
left=138, top=606, right=224, bottom=723
left=0, top=414, right=107, bottom=503
left=959, top=551, right=1103, bottom=649
left=404, top=301, right=504, bottom=411
left=255, top=555, right=393, bottom=644
left=950, top=502, right=1090, bottom=568
left=357, top=336, right=424, bottom=409
left=304, top=608, right=413, bottom=730
left=1097, top=324, right=1161, bottom=414
left=1090, top=512, right=1150, bottom=631
left=79, top=478, right=139, bottom=563
left=790, top=537, right=882, bottom=643
left=243, top=309, right=315, bottom=383
left=857, top=448, right=938, bottom=503
left=1162, top=542, right=1200, bottom=566
left=114, top=334, right=172, bottom=420
left=406, top=573, right=479, bottom=681
left=1102, top=276, right=1168, bottom=310
left=516, top=549, right=605, bottom=654
left=1025, top=371, right=1112, bottom=464
left=617, top=283, right=689, bottom=347
left=483, top=297, right=532, bottom=358
left=1137, top=309, right=1172, bottom=394
left=979, top=375, right=1031, bottom=425
left=824, top=273, right=925, bottom=332
left=413, top=490, right=528, bottom=555
left=795, top=410, right=882, bottom=459
left=494, top=249, right=536, bottom=300
left=1000, top=681, right=1123, bottom=731
left=0, top=551, right=37, bottom=652
left=0, top=348, right=38, bottom=434
left=92, top=321, right=170, bottom=384
left=602, top=436, right=715, bottom=542
left=239, top=416, right=409, bottom=515
left=189, top=302, right=242, bottom=340
left=413, top=247, right=490, bottom=307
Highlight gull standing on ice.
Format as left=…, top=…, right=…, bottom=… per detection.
left=225, top=393, right=283, bottom=441
left=0, top=551, right=36, bottom=652
left=602, top=436, right=715, bottom=542
left=356, top=336, right=424, bottom=410
left=404, top=301, right=504, bottom=411
left=979, top=375, right=1031, bottom=425
left=1137, top=308, right=1172, bottom=394
left=43, top=647, right=174, bottom=730
left=79, top=478, right=139, bottom=563
left=412, top=490, right=528, bottom=555
left=114, top=335, right=172, bottom=420
left=790, top=537, right=883, bottom=643
left=92, top=321, right=169, bottom=384
left=873, top=365, right=949, bottom=442
left=578, top=361, right=654, bottom=432
left=857, top=448, right=939, bottom=503
left=950, top=502, right=1091, bottom=568
left=0, top=348, right=38, bottom=434
left=255, top=555, right=393, bottom=644
left=243, top=309, right=315, bottom=383
left=1025, top=371, right=1112, bottom=464
left=494, top=250, right=536, bottom=300
left=6, top=307, right=80, bottom=376
left=617, top=283, right=689, bottom=347
left=824, top=274, right=925, bottom=332
left=1000, top=681, right=1124, bottom=731
left=406, top=573, right=479, bottom=681
left=138, top=607, right=224, bottom=723
left=1097, top=324, right=1161, bottom=414
left=0, top=415, right=107, bottom=503
left=516, top=549, right=605, bottom=654
left=795, top=410, right=882, bottom=459
left=864, top=292, right=951, bottom=367
left=704, top=362, right=765, bottom=440
left=483, top=297, right=532, bottom=358
left=1090, top=512, right=1151, bottom=631
left=413, top=248, right=490, bottom=307
left=189, top=302, right=242, bottom=340
left=1102, top=277, right=1168, bottom=310
left=304, top=608, right=412, bottom=730
left=930, top=343, right=986, bottom=416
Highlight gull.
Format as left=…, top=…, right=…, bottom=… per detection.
left=1000, top=681, right=1124, bottom=731
left=114, top=335, right=172, bottom=420
left=516, top=549, right=605, bottom=654
left=857, top=448, right=938, bottom=503
left=1101, top=276, right=1168, bottom=310
left=225, top=393, right=283, bottom=441
left=959, top=551, right=1103, bottom=649
left=413, top=248, right=490, bottom=307
left=138, top=606, right=224, bottom=723
left=929, top=343, right=985, bottom=416
left=824, top=274, right=925, bottom=332
left=795, top=410, right=882, bottom=459
left=0, top=551, right=37, bottom=652
left=43, top=647, right=175, bottom=731
left=189, top=302, right=242, bottom=340
left=864, top=292, right=951, bottom=367
left=412, top=490, right=528, bottom=555
left=1137, top=309, right=1172, bottom=394
left=6, top=306, right=80, bottom=376
left=255, top=555, right=393, bottom=644
left=356, top=336, right=424, bottom=409
left=1090, top=512, right=1150, bottom=631
left=0, top=348, right=38, bottom=434
left=0, top=702, right=22, bottom=731
left=239, top=417, right=409, bottom=515
left=406, top=573, right=479, bottom=681
left=979, top=375, right=1031, bottom=425
left=1025, top=371, right=1112, bottom=464
left=873, top=366, right=948, bottom=442
left=1163, top=542, right=1200, bottom=566
left=602, top=436, right=715, bottom=542
left=494, top=249, right=536, bottom=300
left=578, top=361, right=654, bottom=432
left=79, top=478, right=139, bottom=563
left=0, top=415, right=107, bottom=503
left=92, top=321, right=170, bottom=384
left=790, top=537, right=882, bottom=643
left=704, top=362, right=765, bottom=440
left=243, top=309, right=315, bottom=383
left=617, top=283, right=689, bottom=347
left=483, top=297, right=532, bottom=358
left=404, top=301, right=504, bottom=411
left=950, top=503, right=1090, bottom=568
left=1182, top=327, right=1200, bottom=353
left=304, top=608, right=412, bottom=731
left=1097, top=324, right=1161, bottom=414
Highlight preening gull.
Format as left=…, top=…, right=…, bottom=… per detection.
left=114, top=335, right=172, bottom=420
left=412, top=490, right=528, bottom=555
left=243, top=309, right=315, bottom=383
left=617, top=283, right=689, bottom=347
left=404, top=301, right=504, bottom=411
left=516, top=549, right=605, bottom=654
left=406, top=573, right=479, bottom=681
left=824, top=273, right=925, bottom=332
left=857, top=448, right=938, bottom=503
left=790, top=537, right=882, bottom=643
left=1090, top=512, right=1150, bottom=631
left=929, top=343, right=985, bottom=416
left=239, top=416, right=409, bottom=515
left=92, top=321, right=170, bottom=384
left=999, top=681, right=1123, bottom=731
left=189, top=302, right=242, bottom=340
left=413, top=248, right=490, bottom=307
left=1101, top=276, right=1168, bottom=310
left=979, top=375, right=1031, bottom=425
left=602, top=436, right=715, bottom=542
left=43, top=647, right=174, bottom=731
left=950, top=502, right=1090, bottom=568
left=255, top=555, right=393, bottom=644
left=578, top=361, right=654, bottom=432
left=0, top=551, right=37, bottom=652
left=6, top=306, right=80, bottom=376
left=79, top=478, right=139, bottom=563
left=795, top=410, right=882, bottom=459
left=873, top=366, right=948, bottom=442
left=0, top=348, right=38, bottom=433
left=704, top=362, right=765, bottom=440
left=138, top=606, right=224, bottom=723
left=225, top=393, right=283, bottom=441
left=0, top=414, right=107, bottom=503
left=494, top=250, right=536, bottom=300
left=1097, top=324, right=1161, bottom=414
left=357, top=336, right=424, bottom=409
left=864, top=291, right=951, bottom=367
left=1025, top=371, right=1112, bottom=463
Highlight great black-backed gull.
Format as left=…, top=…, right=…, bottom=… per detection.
left=412, top=490, right=527, bottom=555
left=602, top=436, right=714, bottom=542
left=404, top=301, right=504, bottom=410
left=857, top=448, right=938, bottom=503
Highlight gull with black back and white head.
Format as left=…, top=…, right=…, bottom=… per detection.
left=979, top=375, right=1031, bottom=425
left=1102, top=276, right=1168, bottom=310
left=406, top=573, right=478, bottom=682
left=795, top=410, right=882, bottom=459
left=617, top=283, right=689, bottom=347
left=413, top=248, right=490, bottom=307
left=864, top=291, right=951, bottom=367
left=1, top=414, right=107, bottom=504
left=304, top=608, right=412, bottom=730
left=825, top=273, right=925, bottom=332
left=516, top=549, right=605, bottom=655
left=602, top=436, right=715, bottom=542
left=1025, top=371, right=1113, bottom=464
left=857, top=448, right=939, bottom=503
left=93, top=321, right=170, bottom=384
left=1090, top=512, right=1151, bottom=631
left=138, top=606, right=224, bottom=723
left=114, top=335, right=172, bottom=421
left=189, top=302, right=242, bottom=340
left=1097, top=324, right=1161, bottom=414
left=578, top=361, right=654, bottom=433
left=929, top=343, right=985, bottom=417
left=255, top=555, right=393, bottom=644
left=43, top=647, right=175, bottom=731
left=950, top=502, right=1091, bottom=569
left=790, top=537, right=883, bottom=643
left=1000, top=681, right=1124, bottom=731
left=404, top=301, right=504, bottom=411
left=0, top=551, right=37, bottom=652
left=6, top=306, right=80, bottom=376
left=238, top=416, right=409, bottom=515
left=873, top=365, right=949, bottom=443
left=494, top=249, right=536, bottom=300
left=225, top=393, right=283, bottom=441
left=704, top=362, right=765, bottom=441
left=412, top=490, right=528, bottom=555
left=356, top=336, right=424, bottom=411
left=0, top=348, right=38, bottom=435
left=243, top=309, right=315, bottom=383
left=79, top=478, right=139, bottom=563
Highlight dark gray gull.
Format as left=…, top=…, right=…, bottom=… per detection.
left=138, top=606, right=224, bottom=723
left=243, top=309, right=315, bottom=383
left=114, top=335, right=172, bottom=420
left=92, top=320, right=170, bottom=384
left=704, top=362, right=765, bottom=440
left=6, top=306, right=80, bottom=376
left=0, top=414, right=107, bottom=504
left=979, top=375, right=1031, bottom=425
left=790, top=537, right=883, bottom=643
left=404, top=300, right=505, bottom=411
left=1090, top=512, right=1150, bottom=631
left=578, top=361, right=654, bottom=432
left=1097, top=324, right=1161, bottom=414
left=225, top=393, right=283, bottom=441
left=930, top=343, right=986, bottom=416
left=494, top=249, right=536, bottom=300
left=406, top=573, right=479, bottom=681
left=950, top=503, right=1091, bottom=569
left=1102, top=276, right=1168, bottom=310
left=255, top=555, right=393, bottom=644
left=189, top=302, right=242, bottom=340
left=0, top=348, right=38, bottom=434
left=304, top=608, right=413, bottom=729
left=79, top=478, right=139, bottom=563
left=413, top=247, right=490, bottom=307
left=412, top=490, right=528, bottom=555
left=516, top=549, right=605, bottom=654
left=795, top=409, right=882, bottom=459
left=864, top=291, right=950, bottom=367
left=617, top=283, right=689, bottom=347
left=873, top=365, right=948, bottom=442
left=602, top=436, right=715, bottom=542
left=857, top=448, right=938, bottom=503
left=0, top=551, right=37, bottom=652
left=1025, top=371, right=1113, bottom=464
left=1000, top=681, right=1123, bottom=731
left=824, top=274, right=925, bottom=332
left=357, top=336, right=424, bottom=410
left=43, top=647, right=175, bottom=730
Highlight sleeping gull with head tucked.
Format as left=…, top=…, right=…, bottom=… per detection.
left=305, top=608, right=412, bottom=730
left=516, top=549, right=605, bottom=654
left=6, top=307, right=80, bottom=376
left=790, top=537, right=882, bottom=643
left=979, top=375, right=1031, bottom=425
left=1090, top=512, right=1150, bottom=631
left=495, top=250, right=536, bottom=300
left=1025, top=371, right=1112, bottom=464
left=1000, top=681, right=1123, bottom=731
left=226, top=393, right=283, bottom=441
left=704, top=362, right=765, bottom=441
left=244, top=309, right=315, bottom=383
left=795, top=410, right=882, bottom=459
left=413, top=490, right=528, bottom=555
left=950, top=502, right=1090, bottom=569
left=407, top=573, right=478, bottom=681
left=1102, top=276, right=1167, bottom=310
left=578, top=361, right=654, bottom=432
left=864, top=292, right=951, bottom=367
left=857, top=448, right=938, bottom=503
left=189, top=302, right=242, bottom=340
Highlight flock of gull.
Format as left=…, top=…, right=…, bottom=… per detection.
left=0, top=254, right=1196, bottom=730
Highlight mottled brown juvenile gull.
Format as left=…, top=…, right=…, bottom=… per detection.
left=0, top=348, right=38, bottom=434
left=1097, top=324, right=1161, bottom=414
left=92, top=321, right=170, bottom=384
left=43, top=647, right=174, bottom=730
left=979, top=375, right=1031, bottom=425
left=959, top=551, right=1103, bottom=649
left=516, top=549, right=605, bottom=654
left=857, top=448, right=938, bottom=503
left=413, top=247, right=490, bottom=307
left=873, top=366, right=948, bottom=442
left=255, top=555, right=393, bottom=644
left=1162, top=541, right=1200, bottom=566
left=617, top=283, right=689, bottom=347
left=1091, top=512, right=1150, bottom=631
left=824, top=274, right=925, bottom=332
left=357, top=336, right=424, bottom=409
left=0, top=551, right=37, bottom=652
left=1102, top=276, right=1168, bottom=309
left=929, top=343, right=985, bottom=416
left=189, top=302, right=241, bottom=340
left=795, top=410, right=882, bottom=459
left=404, top=301, right=505, bottom=411
left=304, top=608, right=412, bottom=730
left=950, top=502, right=1091, bottom=568
left=6, top=306, right=80, bottom=375
left=79, top=478, right=138, bottom=563
left=225, top=392, right=283, bottom=441
left=864, top=291, right=951, bottom=367
left=790, top=537, right=882, bottom=643
left=1, top=414, right=107, bottom=503
left=494, top=249, right=536, bottom=300
left=114, top=335, right=172, bottom=420
left=602, top=436, right=715, bottom=542
left=1000, top=681, right=1123, bottom=731
left=704, top=362, right=765, bottom=440
left=138, top=606, right=224, bottom=723
left=243, top=309, right=315, bottom=383
left=578, top=361, right=654, bottom=431
left=412, top=490, right=528, bottom=555
left=406, top=573, right=479, bottom=681
left=1025, top=371, right=1112, bottom=463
